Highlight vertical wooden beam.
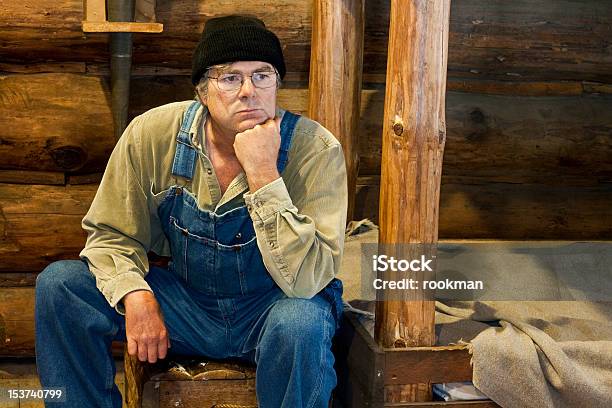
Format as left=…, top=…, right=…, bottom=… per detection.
left=308, top=0, right=364, bottom=223
left=374, top=0, right=451, bottom=402
left=124, top=346, right=147, bottom=408
left=84, top=0, right=107, bottom=22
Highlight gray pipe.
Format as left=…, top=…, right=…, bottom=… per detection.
left=108, top=0, right=136, bottom=141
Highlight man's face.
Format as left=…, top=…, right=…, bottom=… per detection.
left=201, top=61, right=277, bottom=135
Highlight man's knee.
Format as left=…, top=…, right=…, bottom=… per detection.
left=263, top=298, right=332, bottom=346
left=36, top=259, right=93, bottom=298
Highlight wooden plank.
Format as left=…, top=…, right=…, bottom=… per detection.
left=82, top=21, right=163, bottom=33
left=83, top=0, right=107, bottom=22
left=308, top=0, right=364, bottom=222
left=124, top=348, right=147, bottom=408
left=336, top=312, right=385, bottom=405
left=336, top=314, right=495, bottom=407
left=157, top=379, right=257, bottom=407
left=384, top=346, right=473, bottom=385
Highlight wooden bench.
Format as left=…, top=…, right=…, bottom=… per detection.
left=124, top=349, right=257, bottom=408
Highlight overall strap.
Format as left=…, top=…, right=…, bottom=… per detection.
left=277, top=110, right=300, bottom=174
left=171, top=101, right=201, bottom=180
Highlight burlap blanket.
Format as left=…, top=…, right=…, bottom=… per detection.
left=339, top=220, right=612, bottom=408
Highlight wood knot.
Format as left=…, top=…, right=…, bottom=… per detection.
left=470, top=108, right=485, bottom=124
left=50, top=146, right=87, bottom=171
left=393, top=122, right=404, bottom=136
left=466, top=108, right=489, bottom=141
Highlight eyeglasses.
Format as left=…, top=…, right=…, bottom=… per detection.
left=208, top=70, right=278, bottom=92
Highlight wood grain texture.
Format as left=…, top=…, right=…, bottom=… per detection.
left=357, top=90, right=612, bottom=181
left=0, top=183, right=95, bottom=272
left=82, top=21, right=163, bottom=33
left=124, top=349, right=147, bottom=408
left=0, top=288, right=35, bottom=356
left=374, top=0, right=451, bottom=402
left=0, top=74, right=115, bottom=173
left=308, top=0, right=364, bottom=223
left=0, top=171, right=65, bottom=185
left=374, top=0, right=450, bottom=346
left=0, top=286, right=125, bottom=356
left=355, top=177, right=612, bottom=239
left=2, top=0, right=610, bottom=83
left=4, top=73, right=609, bottom=184
left=83, top=0, right=106, bottom=22
left=157, top=379, right=257, bottom=407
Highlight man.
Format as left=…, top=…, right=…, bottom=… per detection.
left=35, top=15, right=347, bottom=408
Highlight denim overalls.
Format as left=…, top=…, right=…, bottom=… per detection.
left=157, top=100, right=343, bottom=321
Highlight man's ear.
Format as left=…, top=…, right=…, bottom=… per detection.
left=195, top=88, right=207, bottom=106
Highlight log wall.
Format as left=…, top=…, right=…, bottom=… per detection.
left=0, top=0, right=611, bottom=356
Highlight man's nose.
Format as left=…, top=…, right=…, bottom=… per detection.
left=237, top=76, right=256, bottom=97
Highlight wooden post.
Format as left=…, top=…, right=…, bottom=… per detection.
left=83, top=0, right=107, bottom=22
left=374, top=0, right=451, bottom=403
left=308, top=0, right=364, bottom=223
left=124, top=346, right=147, bottom=408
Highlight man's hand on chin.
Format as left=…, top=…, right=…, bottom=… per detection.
left=234, top=116, right=282, bottom=192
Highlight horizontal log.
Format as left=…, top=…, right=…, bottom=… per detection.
left=0, top=183, right=95, bottom=272
left=3, top=73, right=611, bottom=185
left=355, top=177, right=612, bottom=239
left=0, top=73, right=115, bottom=173
left=0, top=287, right=129, bottom=357
left=357, top=90, right=612, bottom=181
left=0, top=287, right=34, bottom=356
left=1, top=0, right=611, bottom=83
left=2, top=177, right=612, bottom=275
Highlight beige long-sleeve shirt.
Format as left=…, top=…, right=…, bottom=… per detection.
left=79, top=100, right=347, bottom=314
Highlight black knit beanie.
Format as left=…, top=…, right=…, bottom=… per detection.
left=191, top=15, right=286, bottom=85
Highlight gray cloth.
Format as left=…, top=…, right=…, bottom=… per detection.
left=339, top=220, right=612, bottom=408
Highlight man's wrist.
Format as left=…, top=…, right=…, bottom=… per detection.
left=245, top=166, right=280, bottom=192
left=122, top=289, right=155, bottom=307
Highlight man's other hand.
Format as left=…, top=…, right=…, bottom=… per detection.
left=234, top=116, right=282, bottom=192
left=123, top=290, right=170, bottom=363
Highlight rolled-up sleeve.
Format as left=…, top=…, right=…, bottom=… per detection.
left=79, top=116, right=154, bottom=315
left=243, top=142, right=348, bottom=298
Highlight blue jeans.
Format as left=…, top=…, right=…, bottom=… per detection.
left=35, top=260, right=338, bottom=407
